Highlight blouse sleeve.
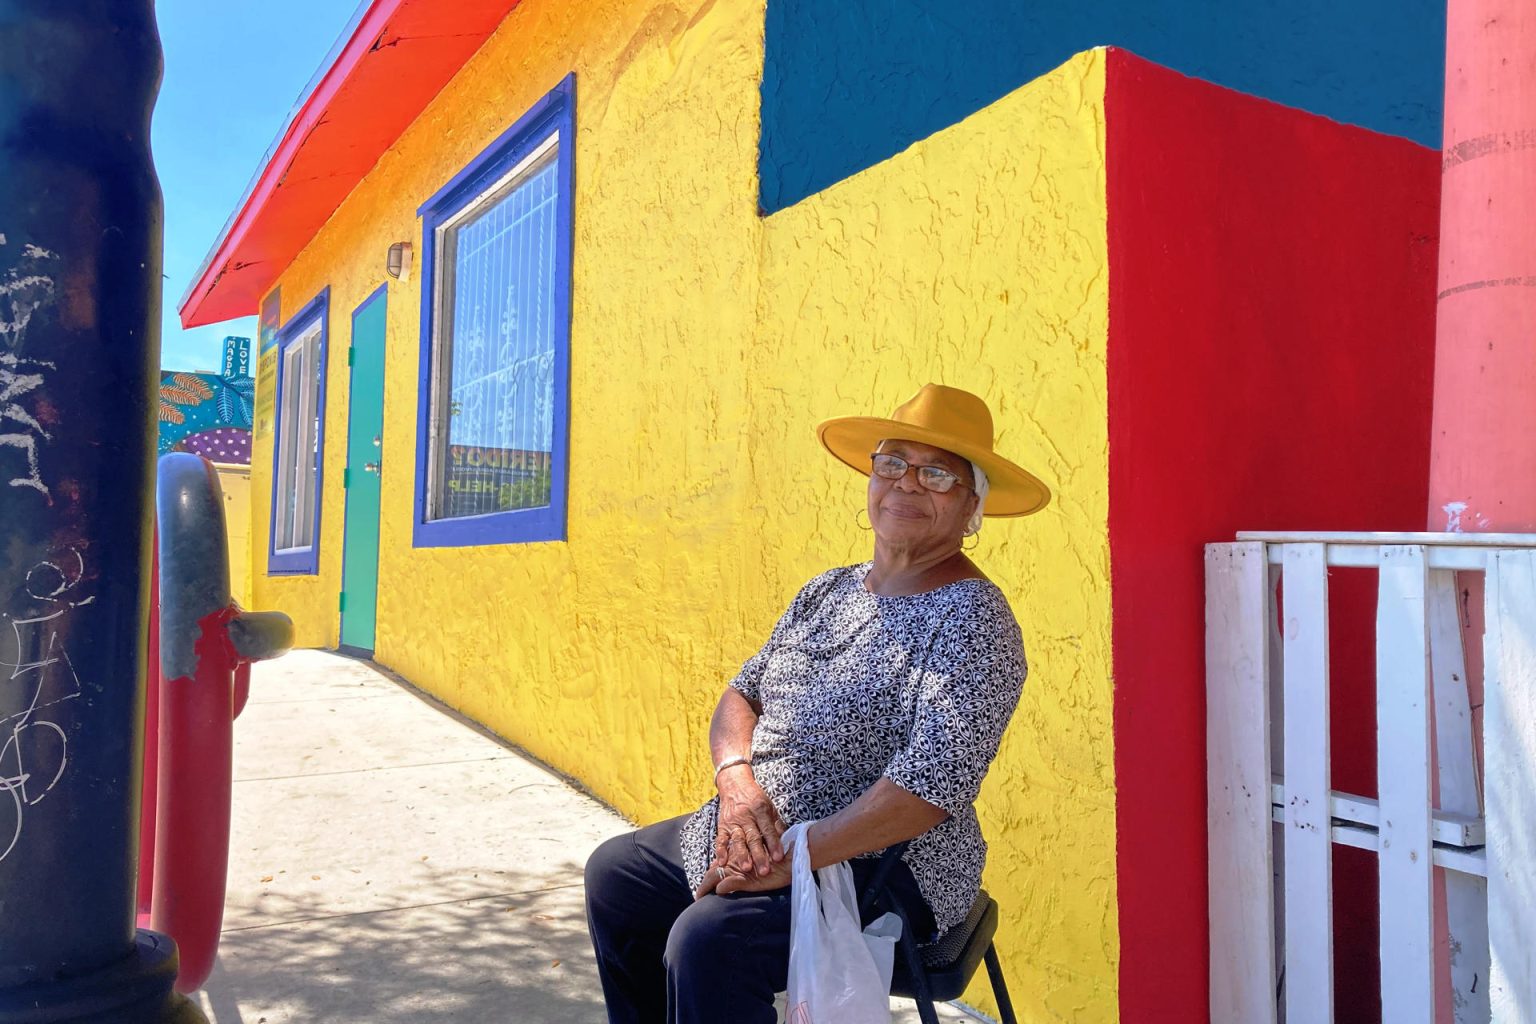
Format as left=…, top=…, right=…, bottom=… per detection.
left=884, top=590, right=1027, bottom=816
left=726, top=639, right=773, bottom=704
left=726, top=568, right=842, bottom=703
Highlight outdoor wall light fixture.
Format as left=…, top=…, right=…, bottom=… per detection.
left=386, top=241, right=413, bottom=281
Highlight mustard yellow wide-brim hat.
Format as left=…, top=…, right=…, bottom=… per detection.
left=816, top=383, right=1051, bottom=517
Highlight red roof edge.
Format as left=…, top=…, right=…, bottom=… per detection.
left=178, top=0, right=406, bottom=328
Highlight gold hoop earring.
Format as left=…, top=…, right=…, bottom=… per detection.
left=963, top=532, right=980, bottom=551
left=855, top=508, right=872, bottom=531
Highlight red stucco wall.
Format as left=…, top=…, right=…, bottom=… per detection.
left=1104, top=49, right=1441, bottom=1023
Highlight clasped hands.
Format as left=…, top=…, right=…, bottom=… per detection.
left=692, top=766, right=793, bottom=899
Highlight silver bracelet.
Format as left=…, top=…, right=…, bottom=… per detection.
left=713, top=754, right=752, bottom=780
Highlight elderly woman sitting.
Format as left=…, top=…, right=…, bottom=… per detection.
left=584, top=384, right=1048, bottom=1024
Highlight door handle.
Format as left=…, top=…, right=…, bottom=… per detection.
left=364, top=461, right=381, bottom=475
left=372, top=434, right=382, bottom=448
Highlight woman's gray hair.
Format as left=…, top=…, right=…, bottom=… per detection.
left=965, top=462, right=988, bottom=537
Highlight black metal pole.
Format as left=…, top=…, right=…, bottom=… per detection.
left=0, top=1, right=202, bottom=1019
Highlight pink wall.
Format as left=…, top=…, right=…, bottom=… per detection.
left=1431, top=1, right=1536, bottom=533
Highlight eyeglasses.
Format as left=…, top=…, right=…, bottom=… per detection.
left=869, top=453, right=973, bottom=494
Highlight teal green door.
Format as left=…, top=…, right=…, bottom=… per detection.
left=339, top=288, right=387, bottom=652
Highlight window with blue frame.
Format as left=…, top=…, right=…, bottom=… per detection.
left=414, top=75, right=574, bottom=548
left=268, top=290, right=330, bottom=574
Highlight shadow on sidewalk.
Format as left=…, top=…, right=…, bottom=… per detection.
left=200, top=857, right=606, bottom=1023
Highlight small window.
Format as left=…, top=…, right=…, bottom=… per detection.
left=413, top=75, right=574, bottom=548
left=268, top=291, right=329, bottom=574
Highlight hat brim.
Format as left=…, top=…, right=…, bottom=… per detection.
left=816, top=416, right=1052, bottom=517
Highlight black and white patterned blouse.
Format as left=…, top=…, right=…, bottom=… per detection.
left=678, top=562, right=1027, bottom=938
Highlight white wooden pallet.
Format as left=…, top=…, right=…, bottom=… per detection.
left=1207, top=535, right=1535, bottom=1024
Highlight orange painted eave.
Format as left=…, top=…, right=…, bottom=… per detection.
left=178, top=0, right=521, bottom=328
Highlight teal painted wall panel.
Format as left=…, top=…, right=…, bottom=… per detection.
left=760, top=0, right=1446, bottom=212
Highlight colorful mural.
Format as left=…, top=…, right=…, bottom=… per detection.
left=157, top=336, right=255, bottom=464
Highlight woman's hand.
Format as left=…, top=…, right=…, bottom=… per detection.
left=693, top=854, right=792, bottom=900
left=714, top=765, right=787, bottom=878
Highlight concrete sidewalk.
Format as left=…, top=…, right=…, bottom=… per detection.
left=194, top=650, right=977, bottom=1023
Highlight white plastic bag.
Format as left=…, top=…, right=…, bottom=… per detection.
left=783, top=821, right=903, bottom=1024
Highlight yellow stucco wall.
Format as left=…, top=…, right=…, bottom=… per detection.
left=214, top=463, right=252, bottom=608
left=249, top=0, right=1115, bottom=1015
left=754, top=56, right=1117, bottom=1016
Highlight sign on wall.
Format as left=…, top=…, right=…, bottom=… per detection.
left=222, top=335, right=251, bottom=379
left=258, top=289, right=281, bottom=354
left=254, top=288, right=281, bottom=434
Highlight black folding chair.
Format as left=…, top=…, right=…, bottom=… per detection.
left=859, top=842, right=1019, bottom=1024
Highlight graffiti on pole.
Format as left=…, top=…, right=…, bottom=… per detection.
left=0, top=233, right=86, bottom=862
left=0, top=237, right=59, bottom=500
left=0, top=548, right=90, bottom=862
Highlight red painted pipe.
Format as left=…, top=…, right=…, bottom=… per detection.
left=137, top=605, right=281, bottom=992
left=151, top=606, right=239, bottom=995
left=144, top=455, right=292, bottom=995
left=233, top=663, right=252, bottom=721
left=135, top=556, right=240, bottom=990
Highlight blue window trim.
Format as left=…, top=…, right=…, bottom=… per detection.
left=267, top=288, right=331, bottom=575
left=412, top=74, right=575, bottom=549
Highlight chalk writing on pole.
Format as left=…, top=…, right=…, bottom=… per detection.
left=0, top=235, right=80, bottom=859
left=0, top=352, right=56, bottom=498
left=0, top=235, right=59, bottom=500
left=0, top=548, right=90, bottom=862
left=0, top=237, right=57, bottom=347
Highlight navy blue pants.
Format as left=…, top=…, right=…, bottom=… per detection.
left=584, top=814, right=935, bottom=1024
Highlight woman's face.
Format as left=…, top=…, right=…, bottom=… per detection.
left=866, top=438, right=979, bottom=551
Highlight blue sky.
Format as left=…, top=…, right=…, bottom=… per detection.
left=153, top=0, right=363, bottom=372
